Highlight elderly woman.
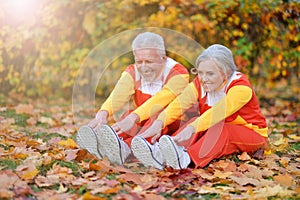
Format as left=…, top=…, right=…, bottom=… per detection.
left=132, top=44, right=268, bottom=169
left=76, top=32, right=189, bottom=166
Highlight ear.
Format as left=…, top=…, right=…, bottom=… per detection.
left=161, top=55, right=167, bottom=61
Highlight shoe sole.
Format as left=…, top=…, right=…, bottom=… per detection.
left=131, top=136, right=164, bottom=170
left=96, top=125, right=123, bottom=165
left=76, top=125, right=102, bottom=159
left=159, top=135, right=181, bottom=169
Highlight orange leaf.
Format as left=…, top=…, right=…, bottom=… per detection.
left=15, top=104, right=34, bottom=115
left=273, top=173, right=294, bottom=187
left=105, top=186, right=120, bottom=194
left=82, top=192, right=106, bottom=200
left=89, top=162, right=102, bottom=171
left=13, top=153, right=28, bottom=159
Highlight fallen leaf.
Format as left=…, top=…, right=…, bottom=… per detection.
left=57, top=184, right=68, bottom=193
left=119, top=173, right=143, bottom=185
left=253, top=185, right=296, bottom=198
left=279, top=156, right=290, bottom=167
left=238, top=152, right=251, bottom=161
left=82, top=192, right=106, bottom=200
left=26, top=117, right=37, bottom=126
left=39, top=116, right=56, bottom=126
left=273, top=173, right=294, bottom=187
left=15, top=104, right=34, bottom=115
left=65, top=149, right=79, bottom=161
left=214, top=169, right=232, bottom=179
left=230, top=174, right=260, bottom=186
left=21, top=168, right=39, bottom=180
left=58, top=138, right=77, bottom=149
left=143, top=193, right=167, bottom=200
left=0, top=189, right=14, bottom=199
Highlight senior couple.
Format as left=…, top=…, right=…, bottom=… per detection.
left=76, top=32, right=268, bottom=170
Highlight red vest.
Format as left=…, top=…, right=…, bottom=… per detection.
left=192, top=72, right=267, bottom=128
left=125, top=63, right=188, bottom=107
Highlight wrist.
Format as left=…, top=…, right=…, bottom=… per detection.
left=155, top=120, right=164, bottom=129
left=96, top=110, right=109, bottom=119
left=130, top=113, right=140, bottom=123
left=187, top=125, right=196, bottom=133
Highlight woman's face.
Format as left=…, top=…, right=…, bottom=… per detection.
left=197, top=59, right=226, bottom=92
left=134, top=48, right=166, bottom=82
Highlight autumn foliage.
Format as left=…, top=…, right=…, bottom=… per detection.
left=0, top=0, right=299, bottom=99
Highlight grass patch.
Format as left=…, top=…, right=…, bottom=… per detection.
left=0, top=109, right=29, bottom=127
left=199, top=193, right=220, bottom=199
left=106, top=173, right=119, bottom=180
left=37, top=160, right=81, bottom=177
left=290, top=142, right=300, bottom=151
left=0, top=159, right=20, bottom=170
left=31, top=131, right=67, bottom=142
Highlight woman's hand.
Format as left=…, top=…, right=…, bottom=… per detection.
left=138, top=120, right=164, bottom=143
left=173, top=125, right=195, bottom=145
left=88, top=110, right=109, bottom=129
left=111, top=113, right=140, bottom=135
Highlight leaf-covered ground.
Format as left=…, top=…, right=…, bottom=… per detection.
left=0, top=94, right=299, bottom=200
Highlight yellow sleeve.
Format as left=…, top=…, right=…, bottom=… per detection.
left=133, top=74, right=189, bottom=122
left=99, top=71, right=135, bottom=116
left=189, top=85, right=252, bottom=132
left=157, top=82, right=199, bottom=128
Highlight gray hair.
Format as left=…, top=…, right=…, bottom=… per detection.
left=132, top=32, right=166, bottom=56
left=195, top=44, right=237, bottom=79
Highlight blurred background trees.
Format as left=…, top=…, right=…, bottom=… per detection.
left=0, top=0, right=299, bottom=100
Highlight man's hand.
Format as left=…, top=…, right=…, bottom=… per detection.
left=112, top=113, right=140, bottom=135
left=88, top=110, right=109, bottom=129
left=173, top=125, right=195, bottom=145
left=138, top=120, right=164, bottom=143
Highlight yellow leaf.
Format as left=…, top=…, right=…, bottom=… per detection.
left=264, top=149, right=272, bottom=155
left=58, top=138, right=77, bottom=149
left=289, top=134, right=300, bottom=141
left=21, top=168, right=39, bottom=180
left=273, top=137, right=288, bottom=146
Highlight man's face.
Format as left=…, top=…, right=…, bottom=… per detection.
left=134, top=48, right=166, bottom=82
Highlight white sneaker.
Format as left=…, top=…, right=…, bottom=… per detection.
left=131, top=136, right=165, bottom=170
left=96, top=124, right=131, bottom=165
left=159, top=135, right=191, bottom=169
left=76, top=125, right=103, bottom=159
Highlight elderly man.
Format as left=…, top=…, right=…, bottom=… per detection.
left=76, top=32, right=189, bottom=167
